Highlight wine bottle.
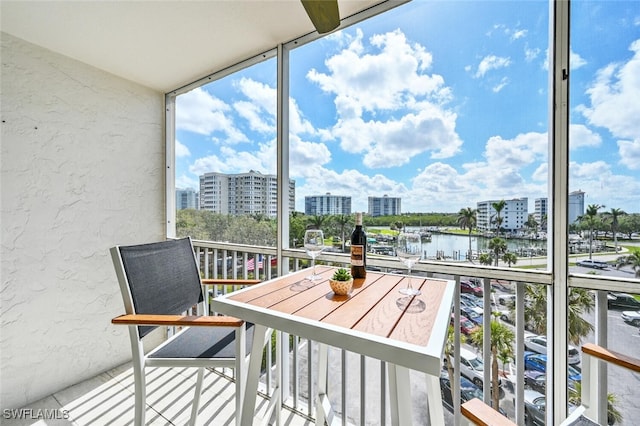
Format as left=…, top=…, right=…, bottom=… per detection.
left=350, top=212, right=367, bottom=278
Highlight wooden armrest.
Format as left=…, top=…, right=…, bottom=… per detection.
left=112, top=314, right=244, bottom=327
left=461, top=398, right=515, bottom=426
left=201, top=279, right=261, bottom=286
left=582, top=343, right=640, bottom=373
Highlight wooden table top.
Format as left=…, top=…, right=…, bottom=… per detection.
left=212, top=266, right=455, bottom=372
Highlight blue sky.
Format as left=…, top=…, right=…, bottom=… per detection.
left=175, top=1, right=640, bottom=214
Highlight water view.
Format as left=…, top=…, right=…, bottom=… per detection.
left=367, top=227, right=547, bottom=261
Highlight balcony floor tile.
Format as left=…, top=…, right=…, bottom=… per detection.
left=5, top=363, right=312, bottom=426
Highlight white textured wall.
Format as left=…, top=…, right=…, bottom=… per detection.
left=1, top=33, right=165, bottom=409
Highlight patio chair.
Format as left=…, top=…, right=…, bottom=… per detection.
left=110, top=237, right=261, bottom=426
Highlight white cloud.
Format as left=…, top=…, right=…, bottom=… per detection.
left=570, top=124, right=602, bottom=149
left=474, top=55, right=511, bottom=78
left=176, top=139, right=190, bottom=157
left=234, top=78, right=276, bottom=133
left=176, top=88, right=248, bottom=143
left=570, top=50, right=587, bottom=69
left=525, top=46, right=541, bottom=62
left=190, top=142, right=275, bottom=176
left=492, top=77, right=509, bottom=92
left=289, top=136, right=333, bottom=177
left=510, top=29, right=528, bottom=41
left=308, top=29, right=447, bottom=111
left=176, top=174, right=198, bottom=190
left=306, top=28, right=461, bottom=169
left=579, top=39, right=640, bottom=141
left=484, top=132, right=547, bottom=169
left=618, top=139, right=640, bottom=170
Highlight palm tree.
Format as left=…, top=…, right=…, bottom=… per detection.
left=502, top=252, right=518, bottom=267
left=488, top=237, right=507, bottom=267
left=491, top=200, right=506, bottom=236
left=523, top=285, right=594, bottom=345
left=458, top=207, right=477, bottom=261
left=540, top=213, right=548, bottom=232
left=616, top=249, right=640, bottom=278
left=443, top=324, right=468, bottom=394
left=603, top=208, right=626, bottom=254
left=525, top=214, right=539, bottom=237
left=579, top=204, right=604, bottom=260
left=331, top=214, right=353, bottom=252
left=470, top=317, right=515, bottom=411
left=479, top=253, right=493, bottom=265
left=308, top=214, right=328, bottom=230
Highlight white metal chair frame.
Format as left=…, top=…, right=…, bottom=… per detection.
left=110, top=237, right=261, bottom=426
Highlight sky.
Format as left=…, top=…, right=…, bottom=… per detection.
left=175, top=0, right=640, bottom=214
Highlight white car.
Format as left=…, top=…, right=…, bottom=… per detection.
left=456, top=347, right=502, bottom=389
left=524, top=335, right=581, bottom=365
left=576, top=259, right=608, bottom=269
left=621, top=310, right=640, bottom=326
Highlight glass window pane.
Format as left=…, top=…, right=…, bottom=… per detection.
left=569, top=1, right=640, bottom=278
left=174, top=58, right=279, bottom=246
left=290, top=1, right=549, bottom=267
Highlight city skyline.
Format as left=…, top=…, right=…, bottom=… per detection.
left=174, top=1, right=639, bottom=214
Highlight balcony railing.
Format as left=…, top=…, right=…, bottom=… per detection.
left=190, top=239, right=639, bottom=425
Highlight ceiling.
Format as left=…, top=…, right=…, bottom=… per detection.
left=1, top=0, right=389, bottom=93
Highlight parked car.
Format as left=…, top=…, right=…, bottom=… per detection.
left=497, top=294, right=516, bottom=306
left=456, top=348, right=503, bottom=391
left=576, top=259, right=609, bottom=269
left=524, top=369, right=579, bottom=393
left=439, top=370, right=481, bottom=410
left=524, top=335, right=581, bottom=365
left=608, top=292, right=640, bottom=310
left=522, top=389, right=547, bottom=426
left=460, top=305, right=483, bottom=326
left=524, top=352, right=581, bottom=383
left=451, top=314, right=479, bottom=335
left=439, top=371, right=507, bottom=415
left=621, top=310, right=640, bottom=326
left=524, top=370, right=547, bottom=394
left=460, top=280, right=483, bottom=296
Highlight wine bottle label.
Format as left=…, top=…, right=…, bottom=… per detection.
left=351, top=245, right=364, bottom=266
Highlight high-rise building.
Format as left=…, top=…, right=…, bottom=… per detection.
left=176, top=188, right=199, bottom=210
left=534, top=197, right=548, bottom=230
left=476, top=198, right=528, bottom=233
left=199, top=170, right=295, bottom=218
left=568, top=190, right=585, bottom=224
left=305, top=193, right=351, bottom=216
left=368, top=195, right=401, bottom=217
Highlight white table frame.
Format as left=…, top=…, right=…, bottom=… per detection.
left=211, top=271, right=455, bottom=426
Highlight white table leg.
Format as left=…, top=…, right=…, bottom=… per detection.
left=426, top=373, right=445, bottom=426
left=241, top=324, right=269, bottom=426
left=388, top=363, right=412, bottom=426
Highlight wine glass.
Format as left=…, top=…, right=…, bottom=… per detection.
left=395, top=232, right=422, bottom=296
left=304, top=229, right=325, bottom=281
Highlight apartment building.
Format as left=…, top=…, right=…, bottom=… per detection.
left=199, top=170, right=295, bottom=217
left=476, top=198, right=528, bottom=233
left=176, top=188, right=199, bottom=210
left=534, top=197, right=548, bottom=230
left=368, top=195, right=401, bottom=217
left=305, top=193, right=351, bottom=216
left=568, top=190, right=585, bottom=224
